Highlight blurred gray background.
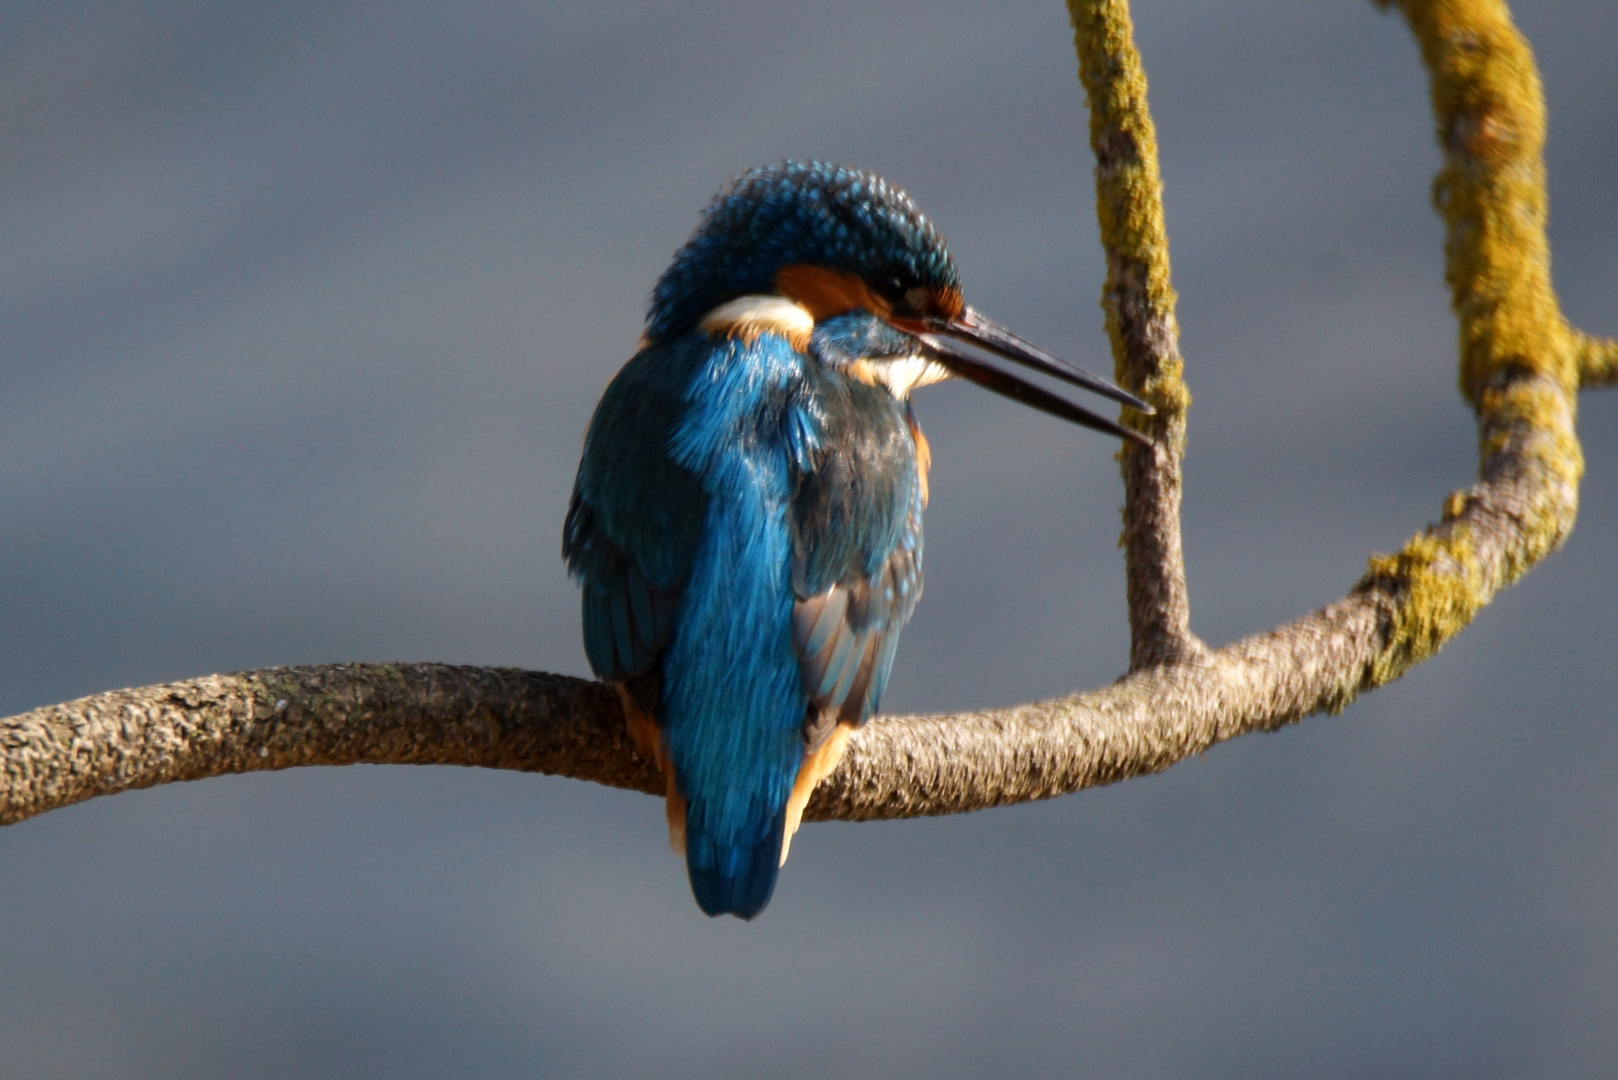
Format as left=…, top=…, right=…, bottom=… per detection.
left=2, top=0, right=1615, bottom=1076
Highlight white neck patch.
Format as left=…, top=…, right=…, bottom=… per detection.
left=697, top=295, right=815, bottom=350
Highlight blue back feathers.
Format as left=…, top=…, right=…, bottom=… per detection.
left=566, top=163, right=940, bottom=918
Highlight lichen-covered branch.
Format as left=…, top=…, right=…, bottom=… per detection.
left=0, top=0, right=1606, bottom=831
left=1579, top=332, right=1618, bottom=388
left=1069, top=0, right=1203, bottom=672
left=1357, top=0, right=1583, bottom=684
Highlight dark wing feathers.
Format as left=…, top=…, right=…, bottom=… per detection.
left=792, top=495, right=922, bottom=738
left=570, top=499, right=682, bottom=684
left=564, top=342, right=709, bottom=687
left=789, top=380, right=925, bottom=746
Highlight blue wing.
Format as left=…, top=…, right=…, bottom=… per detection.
left=566, top=329, right=822, bottom=919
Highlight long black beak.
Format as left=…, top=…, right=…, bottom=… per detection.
left=916, top=306, right=1154, bottom=448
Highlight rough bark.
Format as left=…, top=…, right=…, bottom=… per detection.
left=0, top=0, right=1606, bottom=830
left=1070, top=0, right=1204, bottom=672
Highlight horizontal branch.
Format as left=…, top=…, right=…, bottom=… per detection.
left=0, top=666, right=654, bottom=826
left=0, top=346, right=1574, bottom=828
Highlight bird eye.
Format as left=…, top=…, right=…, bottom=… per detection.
left=870, top=274, right=907, bottom=308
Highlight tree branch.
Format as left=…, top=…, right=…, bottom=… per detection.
left=1578, top=332, right=1618, bottom=388
left=1070, top=0, right=1203, bottom=672
left=0, top=0, right=1604, bottom=831
left=0, top=666, right=655, bottom=827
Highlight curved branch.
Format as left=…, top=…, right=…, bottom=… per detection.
left=0, top=0, right=1601, bottom=830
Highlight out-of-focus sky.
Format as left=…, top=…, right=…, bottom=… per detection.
left=2, top=0, right=1615, bottom=1075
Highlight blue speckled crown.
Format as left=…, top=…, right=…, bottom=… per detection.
left=646, top=161, right=960, bottom=342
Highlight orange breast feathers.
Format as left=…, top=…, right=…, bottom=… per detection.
left=617, top=686, right=688, bottom=855
left=780, top=722, right=853, bottom=865
left=908, top=410, right=932, bottom=508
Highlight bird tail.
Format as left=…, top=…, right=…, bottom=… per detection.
left=684, top=810, right=787, bottom=920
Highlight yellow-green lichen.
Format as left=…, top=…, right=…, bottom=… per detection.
left=1391, top=0, right=1580, bottom=400
left=1364, top=526, right=1487, bottom=687
left=1576, top=331, right=1618, bottom=388
left=1355, top=0, right=1586, bottom=685
left=1067, top=0, right=1191, bottom=422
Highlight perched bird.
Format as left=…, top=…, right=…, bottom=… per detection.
left=565, top=162, right=1150, bottom=919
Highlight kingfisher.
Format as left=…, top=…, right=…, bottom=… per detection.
left=564, top=161, right=1151, bottom=919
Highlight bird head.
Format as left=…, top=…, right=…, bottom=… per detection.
left=647, top=161, right=1152, bottom=444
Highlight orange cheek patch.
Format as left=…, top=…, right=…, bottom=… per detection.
left=931, top=285, right=964, bottom=321
left=774, top=264, right=889, bottom=321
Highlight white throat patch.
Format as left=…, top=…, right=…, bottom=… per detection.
left=864, top=354, right=953, bottom=399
